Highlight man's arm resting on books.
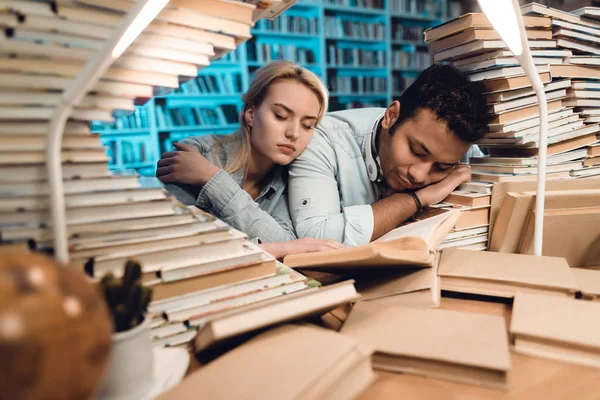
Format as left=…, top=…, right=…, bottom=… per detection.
left=370, top=164, right=472, bottom=241
left=371, top=193, right=418, bottom=241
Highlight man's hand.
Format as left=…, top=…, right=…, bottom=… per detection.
left=260, top=238, right=345, bottom=260
left=415, top=164, right=472, bottom=207
left=156, top=142, right=220, bottom=186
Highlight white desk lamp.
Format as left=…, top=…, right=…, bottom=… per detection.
left=48, top=0, right=171, bottom=263
left=477, top=0, right=549, bottom=256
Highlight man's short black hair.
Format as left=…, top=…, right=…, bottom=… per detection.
left=391, top=64, right=489, bottom=143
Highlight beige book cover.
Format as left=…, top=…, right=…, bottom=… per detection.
left=489, top=176, right=600, bottom=234
left=518, top=208, right=600, bottom=267
left=419, top=204, right=489, bottom=230
left=490, top=99, right=563, bottom=125
left=284, top=209, right=461, bottom=270
left=429, top=28, right=552, bottom=53
left=572, top=268, right=600, bottom=301
left=168, top=0, right=255, bottom=24
left=340, top=303, right=511, bottom=389
left=194, top=280, right=360, bottom=353
left=71, top=227, right=237, bottom=262
left=490, top=192, right=535, bottom=253
left=510, top=292, right=600, bottom=368
left=0, top=199, right=176, bottom=229
left=491, top=189, right=600, bottom=254
left=354, top=255, right=440, bottom=308
left=148, top=257, right=277, bottom=301
left=0, top=175, right=139, bottom=197
left=477, top=72, right=552, bottom=93
left=438, top=248, right=579, bottom=298
left=0, top=187, right=168, bottom=213
left=146, top=21, right=236, bottom=50
left=159, top=324, right=375, bottom=400
left=89, top=239, right=263, bottom=279
left=486, top=132, right=599, bottom=158
left=443, top=191, right=491, bottom=207
left=424, top=13, right=550, bottom=42
left=522, top=2, right=600, bottom=28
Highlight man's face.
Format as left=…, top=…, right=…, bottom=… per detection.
left=378, top=104, right=471, bottom=192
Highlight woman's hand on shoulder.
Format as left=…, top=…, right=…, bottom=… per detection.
left=261, top=238, right=345, bottom=260
left=156, top=142, right=220, bottom=186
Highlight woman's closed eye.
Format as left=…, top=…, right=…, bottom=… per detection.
left=302, top=124, right=315, bottom=130
left=275, top=113, right=287, bottom=121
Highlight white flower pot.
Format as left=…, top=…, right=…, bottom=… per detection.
left=97, top=315, right=155, bottom=400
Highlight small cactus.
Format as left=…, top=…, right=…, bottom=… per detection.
left=99, top=260, right=152, bottom=332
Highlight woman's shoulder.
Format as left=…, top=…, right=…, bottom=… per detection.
left=178, top=133, right=239, bottom=167
left=178, top=134, right=221, bottom=151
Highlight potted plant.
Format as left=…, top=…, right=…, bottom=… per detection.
left=96, top=260, right=154, bottom=400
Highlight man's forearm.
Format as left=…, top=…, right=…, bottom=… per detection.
left=370, top=192, right=418, bottom=241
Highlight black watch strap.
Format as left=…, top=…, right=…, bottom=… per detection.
left=405, top=190, right=423, bottom=213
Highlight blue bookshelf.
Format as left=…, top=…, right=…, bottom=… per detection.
left=97, top=0, right=454, bottom=175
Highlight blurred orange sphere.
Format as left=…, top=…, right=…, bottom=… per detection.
left=0, top=247, right=113, bottom=400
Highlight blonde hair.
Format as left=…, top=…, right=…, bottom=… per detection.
left=217, top=61, right=329, bottom=174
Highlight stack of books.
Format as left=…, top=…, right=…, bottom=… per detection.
left=425, top=5, right=600, bottom=184
left=422, top=5, right=600, bottom=263
left=0, top=0, right=362, bottom=349
left=147, top=256, right=312, bottom=347
left=523, top=3, right=600, bottom=178
left=432, top=189, right=492, bottom=251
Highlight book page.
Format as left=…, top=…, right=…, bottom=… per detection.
left=376, top=209, right=460, bottom=247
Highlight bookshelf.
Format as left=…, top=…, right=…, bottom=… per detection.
left=98, top=0, right=453, bottom=175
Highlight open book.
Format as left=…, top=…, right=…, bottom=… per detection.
left=283, top=209, right=461, bottom=270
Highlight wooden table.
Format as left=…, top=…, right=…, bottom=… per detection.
left=358, top=296, right=600, bottom=400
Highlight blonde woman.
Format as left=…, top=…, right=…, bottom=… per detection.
left=156, top=61, right=343, bottom=259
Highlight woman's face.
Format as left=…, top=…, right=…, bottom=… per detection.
left=245, top=80, right=321, bottom=165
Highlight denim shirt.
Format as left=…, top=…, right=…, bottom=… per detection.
left=288, top=108, right=484, bottom=247
left=288, top=108, right=384, bottom=247
left=163, top=134, right=296, bottom=243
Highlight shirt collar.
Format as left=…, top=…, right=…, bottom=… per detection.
left=364, top=111, right=385, bottom=177
left=230, top=163, right=286, bottom=201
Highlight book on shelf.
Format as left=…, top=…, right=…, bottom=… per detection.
left=284, top=209, right=461, bottom=270
left=158, top=324, right=375, bottom=400
left=510, top=292, right=600, bottom=368
left=438, top=248, right=579, bottom=299
left=340, top=302, right=511, bottom=389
